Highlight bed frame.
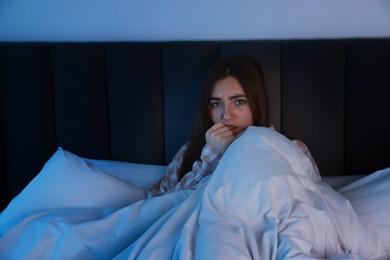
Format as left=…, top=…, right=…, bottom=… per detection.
left=1, top=39, right=390, bottom=210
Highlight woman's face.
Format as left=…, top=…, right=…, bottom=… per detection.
left=209, top=76, right=254, bottom=136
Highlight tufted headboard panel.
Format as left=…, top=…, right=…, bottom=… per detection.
left=1, top=39, right=390, bottom=209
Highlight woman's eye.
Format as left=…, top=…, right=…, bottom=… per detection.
left=210, top=101, right=221, bottom=108
left=235, top=99, right=246, bottom=105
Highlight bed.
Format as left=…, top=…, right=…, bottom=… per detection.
left=0, top=39, right=389, bottom=259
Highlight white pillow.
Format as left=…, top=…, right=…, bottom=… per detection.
left=339, top=167, right=390, bottom=256
left=86, top=159, right=167, bottom=189
left=0, top=148, right=146, bottom=231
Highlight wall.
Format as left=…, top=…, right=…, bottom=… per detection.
left=1, top=0, right=390, bottom=42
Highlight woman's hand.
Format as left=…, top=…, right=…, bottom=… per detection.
left=205, top=123, right=235, bottom=155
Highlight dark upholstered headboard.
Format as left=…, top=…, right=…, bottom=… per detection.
left=1, top=39, right=390, bottom=209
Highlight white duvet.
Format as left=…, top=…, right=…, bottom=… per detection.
left=0, top=127, right=387, bottom=259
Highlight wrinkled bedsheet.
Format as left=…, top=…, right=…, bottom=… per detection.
left=0, top=127, right=386, bottom=259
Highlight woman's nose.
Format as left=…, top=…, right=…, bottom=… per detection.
left=222, top=104, right=232, bottom=120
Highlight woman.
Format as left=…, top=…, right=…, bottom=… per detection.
left=148, top=56, right=270, bottom=197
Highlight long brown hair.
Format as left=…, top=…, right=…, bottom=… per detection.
left=178, top=57, right=270, bottom=179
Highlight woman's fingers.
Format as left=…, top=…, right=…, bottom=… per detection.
left=205, top=123, right=235, bottom=154
left=206, top=123, right=232, bottom=140
left=208, top=123, right=233, bottom=137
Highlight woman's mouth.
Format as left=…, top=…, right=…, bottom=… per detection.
left=226, top=125, right=238, bottom=135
